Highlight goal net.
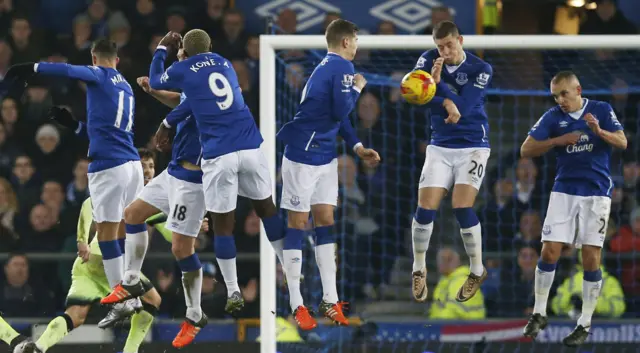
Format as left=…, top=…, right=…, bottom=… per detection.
left=258, top=35, right=640, bottom=353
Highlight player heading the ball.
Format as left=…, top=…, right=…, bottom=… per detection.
left=277, top=19, right=380, bottom=330
left=521, top=71, right=627, bottom=347
left=409, top=21, right=493, bottom=308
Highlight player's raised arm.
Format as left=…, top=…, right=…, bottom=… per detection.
left=585, top=104, right=627, bottom=150
left=149, top=32, right=183, bottom=90
left=521, top=113, right=580, bottom=158
left=47, top=106, right=88, bottom=140
left=331, top=66, right=365, bottom=121
left=434, top=64, right=492, bottom=117
left=137, top=76, right=181, bottom=108
left=36, top=63, right=104, bottom=83
left=163, top=96, right=191, bottom=128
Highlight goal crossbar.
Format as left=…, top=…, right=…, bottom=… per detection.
left=257, top=34, right=640, bottom=353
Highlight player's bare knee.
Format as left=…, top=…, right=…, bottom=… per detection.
left=142, top=289, right=162, bottom=309
left=65, top=305, right=89, bottom=328
left=311, top=205, right=334, bottom=227
left=96, top=222, right=119, bottom=241
left=252, top=197, right=277, bottom=218
left=171, top=233, right=195, bottom=259
left=287, top=210, right=309, bottom=230
left=540, top=241, right=563, bottom=264
left=451, top=184, right=479, bottom=208
left=418, top=187, right=446, bottom=210
left=581, top=245, right=602, bottom=271
left=211, top=211, right=235, bottom=235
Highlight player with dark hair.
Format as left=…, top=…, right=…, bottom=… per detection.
left=409, top=20, right=493, bottom=304
left=277, top=19, right=380, bottom=330
left=140, top=30, right=287, bottom=322
left=4, top=38, right=144, bottom=320
left=13, top=149, right=166, bottom=353
left=521, top=71, right=627, bottom=346
left=101, top=47, right=208, bottom=348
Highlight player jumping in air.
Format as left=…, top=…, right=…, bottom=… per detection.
left=410, top=21, right=492, bottom=303
left=277, top=19, right=380, bottom=330
left=4, top=39, right=144, bottom=318
left=101, top=48, right=207, bottom=348
left=143, top=30, right=286, bottom=316
left=14, top=149, right=165, bottom=353
left=521, top=71, right=627, bottom=346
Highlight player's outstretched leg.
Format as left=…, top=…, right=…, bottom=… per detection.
left=122, top=290, right=161, bottom=353
left=311, top=205, right=348, bottom=326
left=22, top=306, right=86, bottom=353
left=211, top=211, right=244, bottom=315
left=172, top=232, right=207, bottom=348
left=523, top=241, right=561, bottom=338
left=0, top=315, right=27, bottom=350
left=102, top=200, right=157, bottom=305
left=284, top=211, right=317, bottom=330
left=562, top=245, right=603, bottom=347
left=251, top=197, right=286, bottom=267
left=451, top=185, right=487, bottom=302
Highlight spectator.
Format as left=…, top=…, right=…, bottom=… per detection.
left=609, top=207, right=640, bottom=297
left=0, top=177, right=18, bottom=251
left=493, top=245, right=537, bottom=317
left=245, top=35, right=259, bottom=88
left=0, top=123, right=19, bottom=178
left=196, top=0, right=226, bottom=39
left=19, top=204, right=65, bottom=252
left=0, top=40, right=12, bottom=79
left=66, top=158, right=89, bottom=208
left=422, top=6, right=452, bottom=34
left=8, top=14, right=42, bottom=64
left=580, top=0, right=637, bottom=35
left=482, top=178, right=519, bottom=250
left=62, top=14, right=93, bottom=66
left=429, top=247, right=486, bottom=319
left=30, top=124, right=70, bottom=183
left=514, top=210, right=542, bottom=251
left=213, top=9, right=248, bottom=61
left=276, top=8, right=297, bottom=34
left=10, top=155, right=40, bottom=217
left=377, top=20, right=396, bottom=35
left=551, top=250, right=626, bottom=319
left=165, top=6, right=187, bottom=34
left=515, top=157, right=543, bottom=212
left=321, top=12, right=341, bottom=33
left=0, top=253, right=56, bottom=317
left=232, top=60, right=257, bottom=120
left=129, top=0, right=162, bottom=42
left=1, top=98, right=19, bottom=144
left=86, top=0, right=109, bottom=39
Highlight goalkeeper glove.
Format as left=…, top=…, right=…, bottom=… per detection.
left=48, top=106, right=79, bottom=131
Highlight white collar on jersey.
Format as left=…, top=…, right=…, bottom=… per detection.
left=567, top=98, right=589, bottom=120
left=445, top=52, right=467, bottom=74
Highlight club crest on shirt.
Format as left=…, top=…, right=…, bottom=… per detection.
left=342, top=74, right=354, bottom=88
left=290, top=196, right=300, bottom=206
left=455, top=72, right=468, bottom=85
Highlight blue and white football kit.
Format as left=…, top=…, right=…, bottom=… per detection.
left=528, top=99, right=621, bottom=248
left=414, top=50, right=493, bottom=190
left=138, top=94, right=205, bottom=237
left=277, top=53, right=362, bottom=213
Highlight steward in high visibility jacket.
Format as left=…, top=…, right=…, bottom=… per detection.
left=429, top=266, right=486, bottom=319
left=551, top=265, right=625, bottom=318
left=257, top=317, right=303, bottom=342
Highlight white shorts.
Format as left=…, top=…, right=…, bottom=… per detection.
left=419, top=145, right=490, bottom=191
left=541, top=192, right=611, bottom=248
left=280, top=156, right=338, bottom=212
left=201, top=148, right=272, bottom=213
left=138, top=169, right=205, bottom=237
left=88, top=161, right=144, bottom=223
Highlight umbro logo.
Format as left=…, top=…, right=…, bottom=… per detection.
left=370, top=0, right=456, bottom=33
left=559, top=121, right=568, bottom=128
left=255, top=0, right=341, bottom=32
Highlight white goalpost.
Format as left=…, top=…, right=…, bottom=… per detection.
left=258, top=34, right=640, bottom=353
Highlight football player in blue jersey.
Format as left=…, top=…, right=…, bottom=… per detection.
left=277, top=19, right=380, bottom=330
left=101, top=48, right=207, bottom=348
left=5, top=39, right=143, bottom=318
left=410, top=21, right=492, bottom=304
left=143, top=30, right=288, bottom=316
left=521, top=71, right=627, bottom=346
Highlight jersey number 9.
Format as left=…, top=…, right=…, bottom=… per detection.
left=208, top=72, right=234, bottom=110
left=115, top=90, right=134, bottom=132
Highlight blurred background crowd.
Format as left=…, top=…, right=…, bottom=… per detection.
left=0, top=0, right=638, bottom=328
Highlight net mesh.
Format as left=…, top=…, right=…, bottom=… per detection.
left=272, top=45, right=640, bottom=350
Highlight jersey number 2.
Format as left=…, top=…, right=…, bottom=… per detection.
left=208, top=72, right=234, bottom=110
left=114, top=91, right=133, bottom=132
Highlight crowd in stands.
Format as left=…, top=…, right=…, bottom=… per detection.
left=0, top=0, right=638, bottom=324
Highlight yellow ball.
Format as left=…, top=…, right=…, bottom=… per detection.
left=400, top=70, right=437, bottom=105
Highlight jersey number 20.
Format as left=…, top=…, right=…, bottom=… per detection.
left=114, top=91, right=134, bottom=132
left=208, top=72, right=234, bottom=110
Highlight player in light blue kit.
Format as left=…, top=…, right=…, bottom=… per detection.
left=141, top=30, right=287, bottom=317
left=4, top=39, right=143, bottom=318
left=521, top=71, right=627, bottom=346
left=410, top=21, right=492, bottom=304
left=277, top=19, right=380, bottom=330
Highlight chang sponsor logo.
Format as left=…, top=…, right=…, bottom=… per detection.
left=255, top=0, right=341, bottom=32
left=566, top=133, right=593, bottom=153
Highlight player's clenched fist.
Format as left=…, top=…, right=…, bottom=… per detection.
left=159, top=31, right=182, bottom=50
left=155, top=122, right=172, bottom=152
left=137, top=76, right=152, bottom=93
left=353, top=73, right=367, bottom=90
left=431, top=57, right=444, bottom=84
left=584, top=113, right=601, bottom=135
left=356, top=145, right=381, bottom=167
left=553, top=132, right=581, bottom=146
